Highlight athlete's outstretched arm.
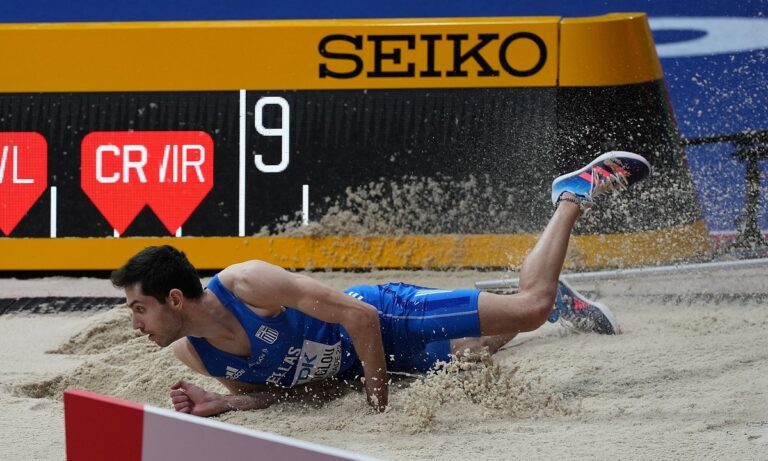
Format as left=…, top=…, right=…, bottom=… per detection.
left=169, top=379, right=281, bottom=416
left=170, top=339, right=281, bottom=416
left=222, top=261, right=389, bottom=412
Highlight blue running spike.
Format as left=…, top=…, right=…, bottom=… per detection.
left=551, top=279, right=621, bottom=335
left=551, top=151, right=651, bottom=210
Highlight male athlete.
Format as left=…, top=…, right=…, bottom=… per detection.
left=111, top=151, right=650, bottom=417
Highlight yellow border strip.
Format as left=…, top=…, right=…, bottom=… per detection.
left=0, top=220, right=709, bottom=271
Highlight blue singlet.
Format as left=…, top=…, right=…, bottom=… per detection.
left=188, top=276, right=482, bottom=387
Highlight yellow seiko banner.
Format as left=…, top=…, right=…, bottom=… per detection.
left=0, top=17, right=561, bottom=91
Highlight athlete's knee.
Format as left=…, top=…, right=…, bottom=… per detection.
left=515, top=291, right=555, bottom=332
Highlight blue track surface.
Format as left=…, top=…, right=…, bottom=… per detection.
left=3, top=0, right=767, bottom=233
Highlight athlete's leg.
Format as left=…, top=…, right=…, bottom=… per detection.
left=475, top=151, right=651, bottom=337
left=444, top=197, right=578, bottom=360
left=448, top=198, right=579, bottom=357
left=476, top=199, right=582, bottom=336
left=388, top=200, right=584, bottom=368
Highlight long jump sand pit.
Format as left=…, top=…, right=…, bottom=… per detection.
left=1, top=265, right=767, bottom=459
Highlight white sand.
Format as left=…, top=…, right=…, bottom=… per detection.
left=1, top=266, right=767, bottom=460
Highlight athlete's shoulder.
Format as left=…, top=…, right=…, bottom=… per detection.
left=217, top=260, right=272, bottom=289
left=218, top=260, right=288, bottom=317
left=219, top=260, right=274, bottom=278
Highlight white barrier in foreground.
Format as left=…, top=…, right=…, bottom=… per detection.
left=475, top=258, right=768, bottom=290
left=64, top=390, right=376, bottom=461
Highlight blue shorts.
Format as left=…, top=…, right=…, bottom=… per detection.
left=344, top=283, right=482, bottom=372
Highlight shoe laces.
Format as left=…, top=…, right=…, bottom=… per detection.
left=558, top=315, right=596, bottom=334
left=591, top=168, right=629, bottom=197
left=561, top=294, right=573, bottom=307
left=557, top=294, right=596, bottom=332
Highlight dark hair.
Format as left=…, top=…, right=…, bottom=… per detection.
left=111, top=245, right=203, bottom=303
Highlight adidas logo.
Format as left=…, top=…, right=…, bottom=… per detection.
left=255, top=325, right=279, bottom=344
left=225, top=365, right=245, bottom=380
left=347, top=291, right=364, bottom=300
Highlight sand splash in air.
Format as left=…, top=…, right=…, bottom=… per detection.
left=396, top=352, right=572, bottom=430
left=261, top=174, right=542, bottom=236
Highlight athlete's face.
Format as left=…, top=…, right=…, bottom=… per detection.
left=125, top=283, right=184, bottom=347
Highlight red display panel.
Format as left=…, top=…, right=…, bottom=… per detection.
left=81, top=131, right=214, bottom=235
left=0, top=132, right=47, bottom=235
